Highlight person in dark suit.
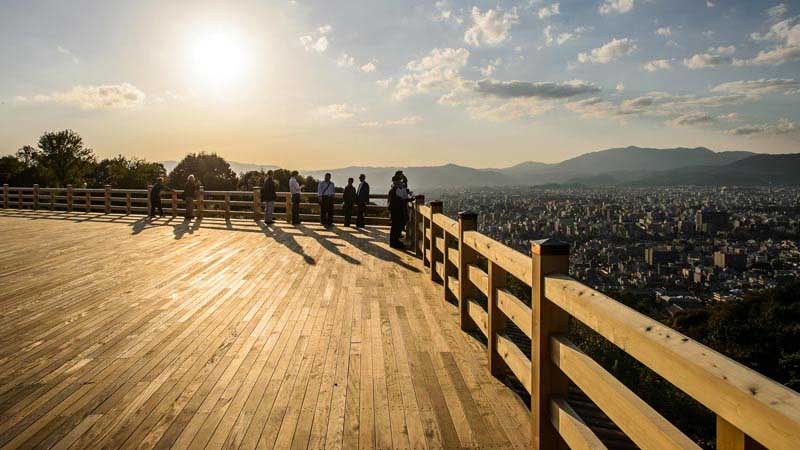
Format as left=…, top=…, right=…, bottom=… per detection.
left=388, top=174, right=413, bottom=249
left=149, top=177, right=173, bottom=218
left=261, top=170, right=277, bottom=224
left=342, top=177, right=356, bottom=227
left=355, top=174, right=369, bottom=228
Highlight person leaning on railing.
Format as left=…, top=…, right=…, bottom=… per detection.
left=149, top=177, right=174, bottom=218
left=183, top=175, right=200, bottom=219
left=261, top=170, right=277, bottom=224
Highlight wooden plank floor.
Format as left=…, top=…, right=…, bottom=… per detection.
left=0, top=210, right=532, bottom=450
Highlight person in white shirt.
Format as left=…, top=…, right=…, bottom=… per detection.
left=317, top=173, right=336, bottom=227
left=289, top=171, right=304, bottom=224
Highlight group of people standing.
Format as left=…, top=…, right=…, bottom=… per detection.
left=262, top=170, right=370, bottom=228
left=148, top=170, right=416, bottom=250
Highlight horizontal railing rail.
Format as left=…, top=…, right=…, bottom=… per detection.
left=1, top=184, right=390, bottom=226
left=409, top=199, right=800, bottom=450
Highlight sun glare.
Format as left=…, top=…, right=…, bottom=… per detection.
left=190, top=30, right=246, bottom=88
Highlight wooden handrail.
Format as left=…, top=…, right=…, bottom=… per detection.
left=0, top=185, right=391, bottom=224
left=545, top=274, right=800, bottom=449
left=463, top=230, right=532, bottom=286
left=410, top=199, right=800, bottom=449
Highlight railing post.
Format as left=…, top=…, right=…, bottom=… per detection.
left=414, top=195, right=425, bottom=258
left=33, top=184, right=39, bottom=210
left=85, top=190, right=90, bottom=212
left=146, top=185, right=152, bottom=216
left=126, top=192, right=131, bottom=214
left=198, top=186, right=204, bottom=218
left=443, top=221, right=458, bottom=305
left=716, top=416, right=765, bottom=450
left=171, top=190, right=177, bottom=217
left=104, top=185, right=111, bottom=213
left=429, top=201, right=443, bottom=282
left=18, top=187, right=22, bottom=209
left=458, top=211, right=478, bottom=331
left=253, top=187, right=261, bottom=221
left=531, top=238, right=570, bottom=450
left=285, top=194, right=292, bottom=223
left=2, top=184, right=8, bottom=208
left=67, top=185, right=73, bottom=211
left=49, top=190, right=54, bottom=210
left=224, top=193, right=231, bottom=219
left=488, top=261, right=509, bottom=376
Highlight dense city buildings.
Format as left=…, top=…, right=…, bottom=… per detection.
left=429, top=185, right=800, bottom=312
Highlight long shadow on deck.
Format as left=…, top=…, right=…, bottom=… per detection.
left=0, top=209, right=419, bottom=272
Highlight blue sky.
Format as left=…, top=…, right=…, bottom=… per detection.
left=1, top=0, right=799, bottom=168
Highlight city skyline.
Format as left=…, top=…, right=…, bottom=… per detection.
left=2, top=0, right=800, bottom=169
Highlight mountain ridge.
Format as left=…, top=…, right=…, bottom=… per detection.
left=160, top=146, right=800, bottom=189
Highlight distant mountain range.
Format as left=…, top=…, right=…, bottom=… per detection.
left=161, top=146, right=800, bottom=190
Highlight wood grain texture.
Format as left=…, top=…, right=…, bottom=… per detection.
left=0, top=210, right=531, bottom=450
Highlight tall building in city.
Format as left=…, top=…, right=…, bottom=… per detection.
left=695, top=210, right=731, bottom=233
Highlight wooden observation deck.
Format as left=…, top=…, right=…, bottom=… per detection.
left=0, top=185, right=799, bottom=450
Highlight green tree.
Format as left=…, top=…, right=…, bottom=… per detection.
left=238, top=170, right=266, bottom=190
left=89, top=156, right=165, bottom=188
left=36, top=130, right=96, bottom=187
left=168, top=152, right=238, bottom=190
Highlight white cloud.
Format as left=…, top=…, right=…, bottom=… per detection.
left=57, top=46, right=79, bottom=64
left=712, top=45, right=736, bottom=55
left=464, top=7, right=519, bottom=46
left=703, top=30, right=715, bottom=38
left=742, top=16, right=800, bottom=66
left=314, top=104, right=364, bottom=120
left=711, top=78, right=800, bottom=95
left=683, top=50, right=735, bottom=69
left=667, top=112, right=716, bottom=128
left=706, top=1, right=715, bottom=7
left=538, top=3, right=560, bottom=19
left=337, top=53, right=355, bottom=67
left=642, top=59, right=672, bottom=71
left=360, top=116, right=424, bottom=127
left=598, top=0, right=634, bottom=15
left=472, top=79, right=600, bottom=99
left=566, top=91, right=752, bottom=121
left=543, top=25, right=590, bottom=46
left=616, top=83, right=625, bottom=92
left=655, top=27, right=672, bottom=37
left=360, top=62, right=377, bottom=73
left=386, top=116, right=424, bottom=125
left=300, top=25, right=331, bottom=53
left=376, top=78, right=393, bottom=88
left=766, top=4, right=788, bottom=20
left=15, top=83, right=145, bottom=109
left=395, top=48, right=470, bottom=100
left=300, top=35, right=329, bottom=53
left=726, top=118, right=800, bottom=136
left=577, top=38, right=637, bottom=64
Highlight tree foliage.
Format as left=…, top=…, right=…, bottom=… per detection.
left=36, top=130, right=96, bottom=186
left=168, top=152, right=238, bottom=190
left=88, top=156, right=166, bottom=189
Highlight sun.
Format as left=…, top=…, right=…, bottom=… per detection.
left=190, top=30, right=246, bottom=88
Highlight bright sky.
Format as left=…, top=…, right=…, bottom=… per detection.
left=1, top=0, right=799, bottom=169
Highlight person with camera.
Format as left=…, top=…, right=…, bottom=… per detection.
left=317, top=173, right=335, bottom=227
left=388, top=171, right=413, bottom=249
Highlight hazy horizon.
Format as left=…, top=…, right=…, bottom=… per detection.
left=2, top=0, right=799, bottom=169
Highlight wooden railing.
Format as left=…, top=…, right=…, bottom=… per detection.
left=1, top=184, right=390, bottom=226
left=410, top=199, right=800, bottom=450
